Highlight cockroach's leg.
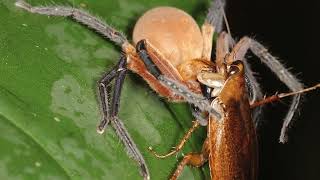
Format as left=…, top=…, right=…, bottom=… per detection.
left=15, top=0, right=127, bottom=46
left=97, top=55, right=150, bottom=180
left=148, top=121, right=200, bottom=158
left=170, top=138, right=209, bottom=180
left=228, top=37, right=304, bottom=143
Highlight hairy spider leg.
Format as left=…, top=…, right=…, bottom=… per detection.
left=227, top=37, right=304, bottom=143
left=211, top=0, right=263, bottom=126
left=201, top=0, right=226, bottom=61
left=15, top=1, right=150, bottom=179
left=15, top=0, right=183, bottom=100
left=136, top=40, right=222, bottom=119
left=97, top=56, right=151, bottom=180
left=206, top=0, right=226, bottom=34
left=205, top=0, right=262, bottom=125
left=97, top=56, right=127, bottom=133
left=15, top=0, right=127, bottom=45
left=216, top=32, right=264, bottom=126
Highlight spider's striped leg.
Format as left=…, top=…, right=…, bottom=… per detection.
left=227, top=37, right=304, bottom=143
left=97, top=55, right=150, bottom=180
left=201, top=0, right=227, bottom=60
left=15, top=0, right=127, bottom=46
left=136, top=40, right=222, bottom=120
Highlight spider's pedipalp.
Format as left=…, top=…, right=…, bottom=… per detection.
left=136, top=40, right=162, bottom=78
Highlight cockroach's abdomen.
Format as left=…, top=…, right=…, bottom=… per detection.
left=133, top=7, right=203, bottom=67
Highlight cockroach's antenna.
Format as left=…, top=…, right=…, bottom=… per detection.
left=250, top=83, right=320, bottom=108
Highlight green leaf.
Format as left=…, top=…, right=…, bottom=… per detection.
left=0, top=0, right=211, bottom=179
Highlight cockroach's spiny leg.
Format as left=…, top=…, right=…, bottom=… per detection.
left=148, top=121, right=200, bottom=158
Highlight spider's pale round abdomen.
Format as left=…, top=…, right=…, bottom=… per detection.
left=133, top=7, right=203, bottom=67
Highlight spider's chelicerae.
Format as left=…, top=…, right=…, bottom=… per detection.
left=15, top=0, right=319, bottom=179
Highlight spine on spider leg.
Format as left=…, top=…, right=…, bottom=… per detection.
left=15, top=0, right=128, bottom=46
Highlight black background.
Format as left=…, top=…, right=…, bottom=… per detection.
left=226, top=0, right=320, bottom=179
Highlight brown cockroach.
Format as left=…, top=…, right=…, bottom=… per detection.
left=170, top=60, right=259, bottom=180
left=15, top=0, right=319, bottom=179
left=148, top=35, right=319, bottom=179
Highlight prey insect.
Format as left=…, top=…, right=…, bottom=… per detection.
left=15, top=0, right=319, bottom=179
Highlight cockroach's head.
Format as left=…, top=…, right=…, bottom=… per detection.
left=197, top=60, right=245, bottom=99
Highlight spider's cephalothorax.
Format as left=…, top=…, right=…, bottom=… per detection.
left=16, top=0, right=309, bottom=179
